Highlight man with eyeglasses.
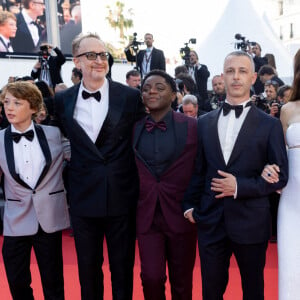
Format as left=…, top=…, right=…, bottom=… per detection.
left=11, top=0, right=45, bottom=53
left=53, top=32, right=146, bottom=300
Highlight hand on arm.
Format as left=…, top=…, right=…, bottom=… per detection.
left=211, top=170, right=237, bottom=199
left=261, top=164, right=280, bottom=183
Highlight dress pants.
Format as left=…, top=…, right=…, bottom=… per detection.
left=137, top=206, right=197, bottom=300
left=2, top=227, right=64, bottom=300
left=198, top=237, right=268, bottom=300
left=71, top=213, right=136, bottom=300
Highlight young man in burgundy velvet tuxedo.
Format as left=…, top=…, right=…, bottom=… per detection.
left=183, top=51, right=288, bottom=300
left=133, top=70, right=198, bottom=300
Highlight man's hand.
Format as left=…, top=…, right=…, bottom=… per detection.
left=184, top=209, right=196, bottom=223
left=211, top=170, right=237, bottom=199
left=34, top=61, right=41, bottom=69
left=269, top=102, right=279, bottom=116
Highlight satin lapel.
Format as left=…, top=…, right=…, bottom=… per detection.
left=34, top=124, right=52, bottom=188
left=206, top=109, right=226, bottom=167
left=4, top=126, right=32, bottom=189
left=171, top=112, right=188, bottom=163
left=95, top=80, right=125, bottom=144
left=132, top=117, right=157, bottom=178
left=227, top=106, right=259, bottom=167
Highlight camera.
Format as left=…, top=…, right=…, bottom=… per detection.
left=234, top=33, right=256, bottom=52
left=253, top=93, right=268, bottom=111
left=131, top=32, right=144, bottom=52
left=180, top=38, right=196, bottom=67
left=175, top=78, right=184, bottom=94
left=38, top=45, right=50, bottom=62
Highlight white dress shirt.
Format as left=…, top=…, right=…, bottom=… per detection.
left=74, top=79, right=109, bottom=143
left=22, top=10, right=39, bottom=47
left=142, top=47, right=153, bottom=76
left=218, top=99, right=252, bottom=164
left=12, top=122, right=45, bottom=189
left=0, top=34, right=13, bottom=52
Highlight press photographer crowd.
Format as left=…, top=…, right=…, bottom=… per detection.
left=124, top=32, right=292, bottom=120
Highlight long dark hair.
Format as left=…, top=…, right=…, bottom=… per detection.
left=289, top=49, right=300, bottom=102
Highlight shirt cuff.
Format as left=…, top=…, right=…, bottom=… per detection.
left=184, top=208, right=194, bottom=218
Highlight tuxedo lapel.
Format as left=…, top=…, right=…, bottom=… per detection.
left=34, top=124, right=52, bottom=188
left=95, top=81, right=125, bottom=148
left=170, top=112, right=187, bottom=164
left=4, top=126, right=32, bottom=189
left=227, top=106, right=259, bottom=167
left=133, top=117, right=158, bottom=178
left=206, top=109, right=226, bottom=167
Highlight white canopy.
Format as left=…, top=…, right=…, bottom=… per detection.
left=197, top=0, right=293, bottom=84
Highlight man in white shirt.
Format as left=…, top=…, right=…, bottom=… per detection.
left=11, top=0, right=45, bottom=53
left=183, top=51, right=288, bottom=300
left=53, top=32, right=145, bottom=300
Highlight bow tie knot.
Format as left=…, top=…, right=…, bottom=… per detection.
left=222, top=101, right=252, bottom=118
left=82, top=90, right=101, bottom=102
left=145, top=119, right=167, bottom=132
left=11, top=130, right=34, bottom=143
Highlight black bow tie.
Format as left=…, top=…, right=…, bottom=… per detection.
left=82, top=90, right=101, bottom=102
left=145, top=119, right=167, bottom=132
left=11, top=130, right=34, bottom=143
left=222, top=101, right=252, bottom=118
left=30, top=21, right=38, bottom=26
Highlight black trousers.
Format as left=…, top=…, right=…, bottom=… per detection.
left=198, top=237, right=268, bottom=300
left=2, top=227, right=64, bottom=300
left=71, top=213, right=136, bottom=300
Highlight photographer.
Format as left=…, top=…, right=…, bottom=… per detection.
left=188, top=50, right=210, bottom=101
left=265, top=80, right=282, bottom=118
left=31, top=43, right=66, bottom=89
left=253, top=80, right=282, bottom=118
left=124, top=33, right=165, bottom=78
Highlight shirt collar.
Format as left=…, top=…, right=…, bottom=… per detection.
left=225, top=98, right=252, bottom=108
left=22, top=9, right=36, bottom=25
left=11, top=121, right=35, bottom=134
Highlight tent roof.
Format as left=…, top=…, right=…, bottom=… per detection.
left=197, top=0, right=293, bottom=81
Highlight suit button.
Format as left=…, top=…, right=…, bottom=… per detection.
left=32, top=190, right=36, bottom=194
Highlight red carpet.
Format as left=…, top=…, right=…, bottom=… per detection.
left=0, top=230, right=278, bottom=299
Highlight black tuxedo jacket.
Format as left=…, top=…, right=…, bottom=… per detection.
left=31, top=47, right=66, bottom=87
left=125, top=47, right=166, bottom=77
left=11, top=13, right=44, bottom=53
left=183, top=105, right=288, bottom=245
left=53, top=81, right=146, bottom=217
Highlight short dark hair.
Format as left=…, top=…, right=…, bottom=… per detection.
left=258, top=64, right=276, bottom=76
left=126, top=70, right=141, bottom=80
left=277, top=84, right=291, bottom=98
left=174, top=65, right=188, bottom=78
left=141, top=69, right=177, bottom=93
left=176, top=73, right=196, bottom=94
left=72, top=67, right=82, bottom=80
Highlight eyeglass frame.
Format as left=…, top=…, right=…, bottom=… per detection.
left=75, top=52, right=109, bottom=61
left=265, top=79, right=279, bottom=87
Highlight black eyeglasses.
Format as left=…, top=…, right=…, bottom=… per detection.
left=265, top=80, right=279, bottom=87
left=75, top=52, right=109, bottom=61
left=33, top=1, right=45, bottom=5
